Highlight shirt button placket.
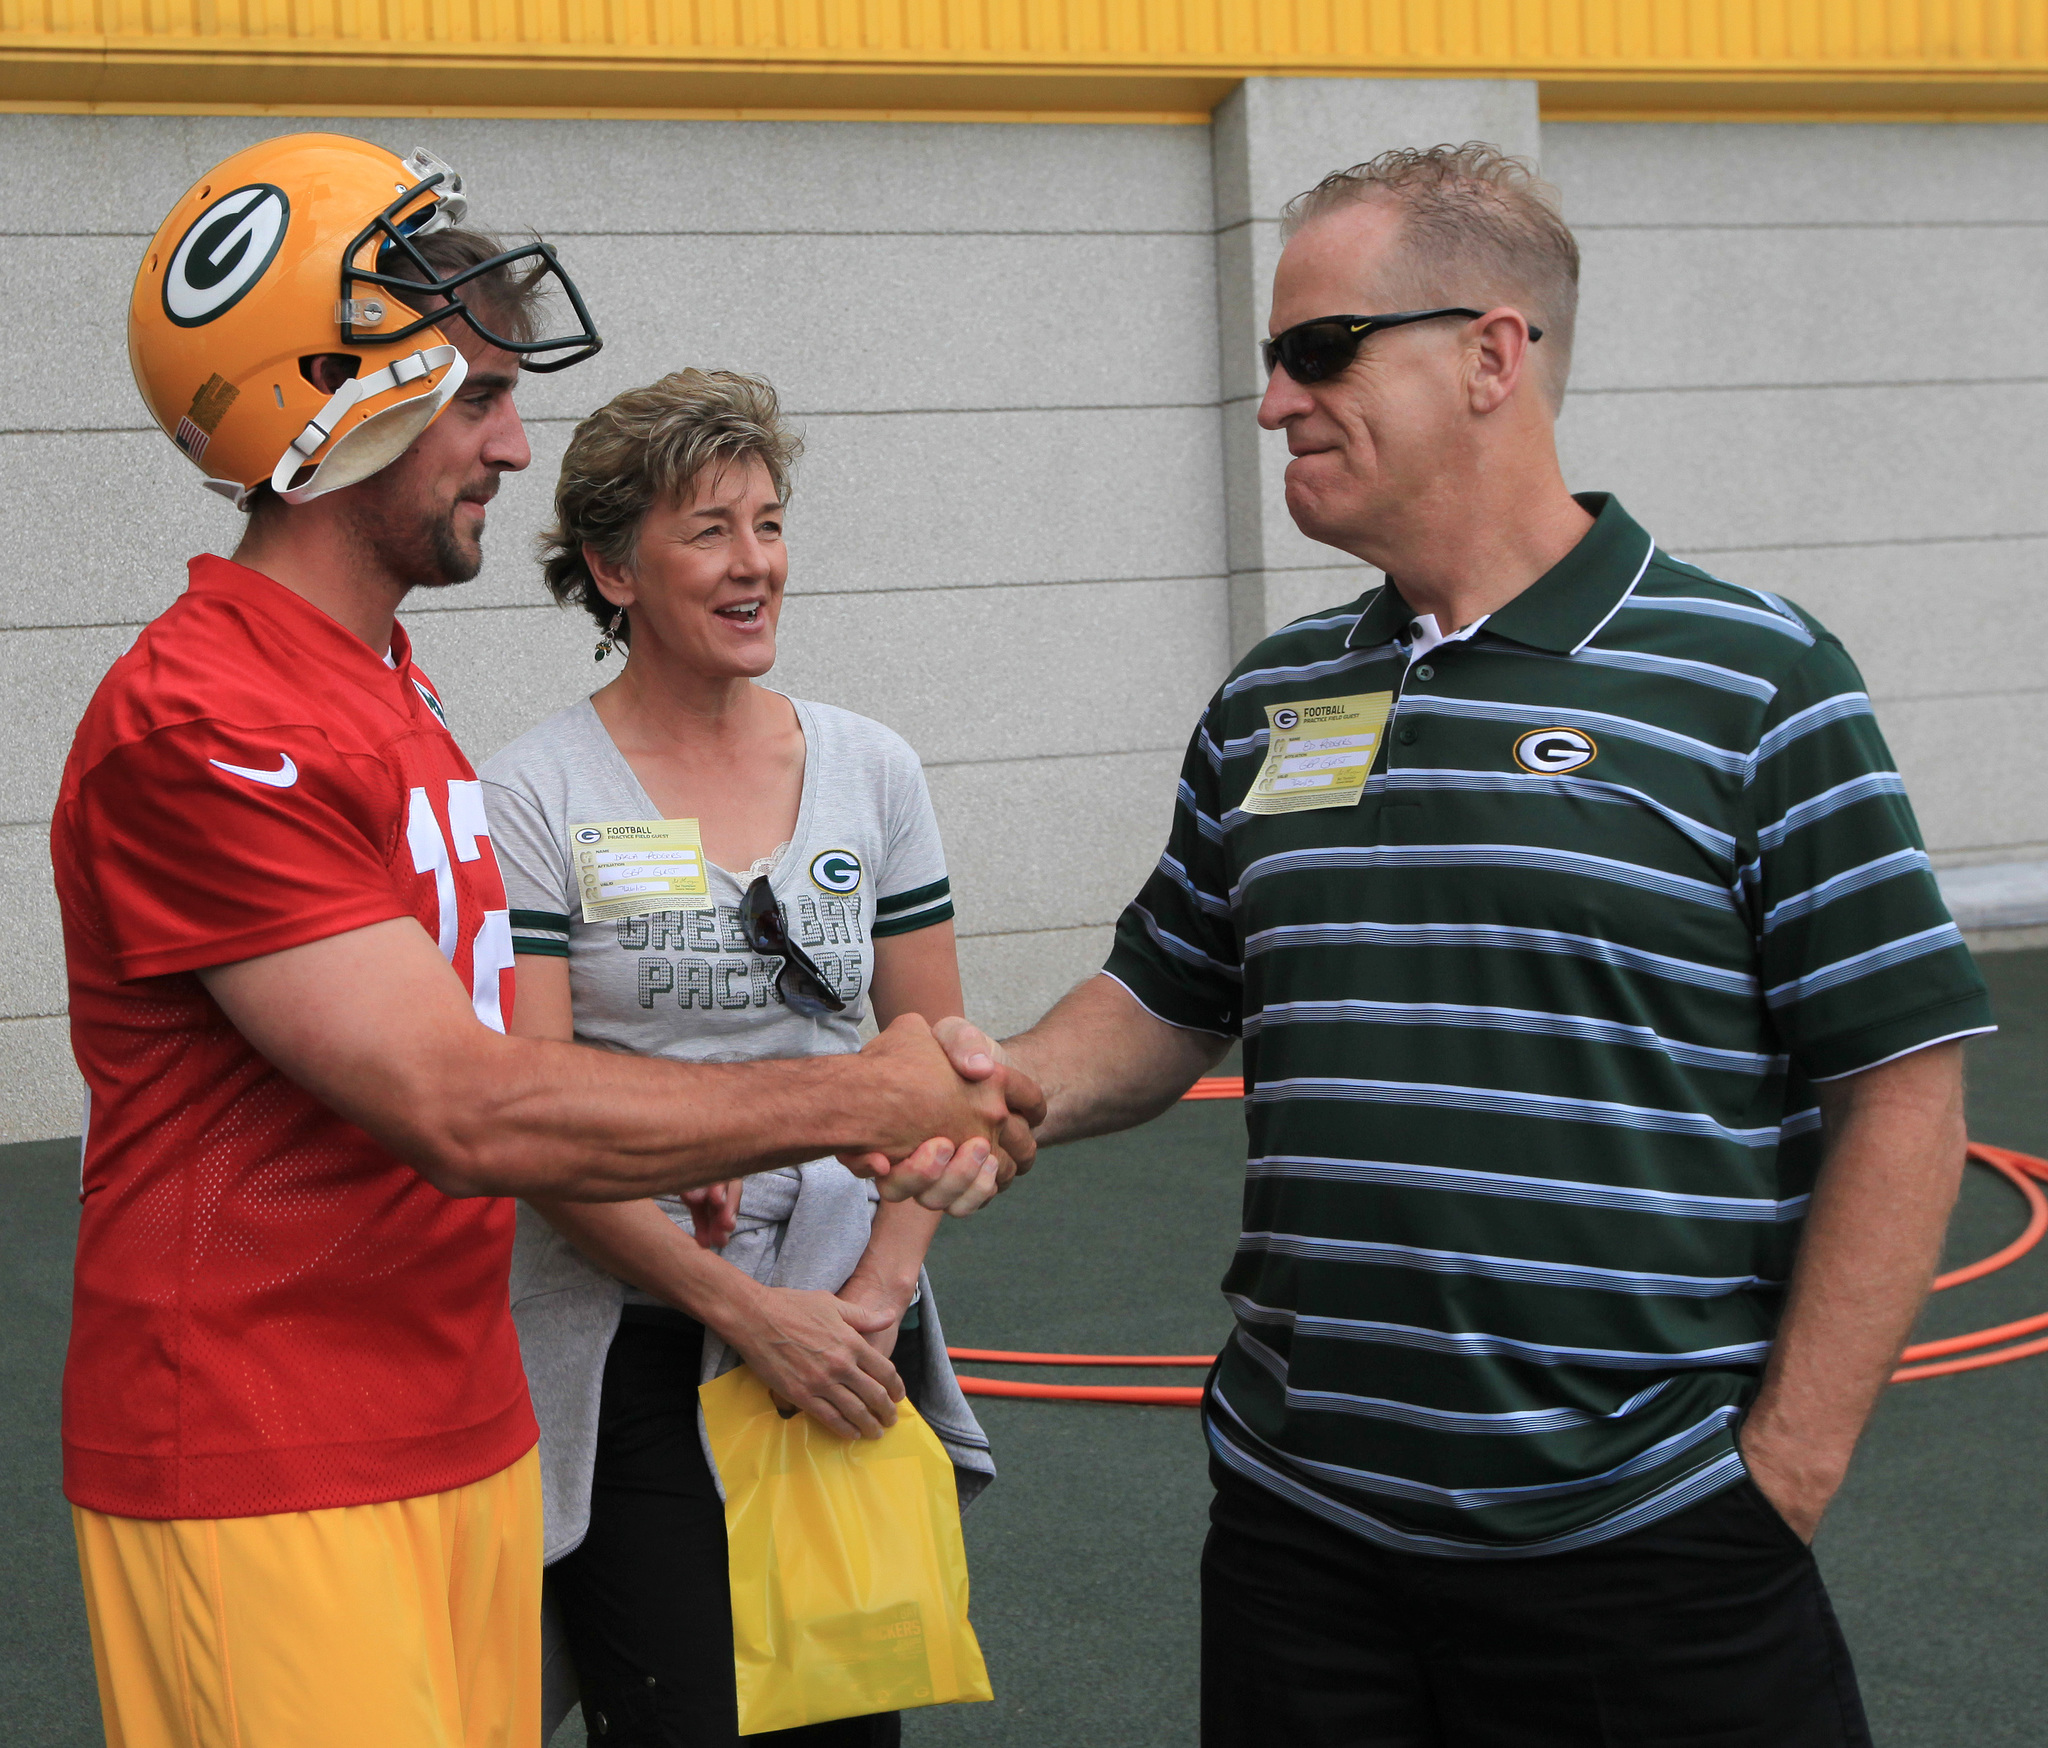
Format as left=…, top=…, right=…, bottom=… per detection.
left=1383, top=654, right=1425, bottom=843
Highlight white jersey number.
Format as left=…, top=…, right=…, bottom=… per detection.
left=407, top=781, right=511, bottom=1033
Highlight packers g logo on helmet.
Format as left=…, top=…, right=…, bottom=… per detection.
left=162, top=185, right=290, bottom=328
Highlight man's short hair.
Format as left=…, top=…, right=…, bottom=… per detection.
left=541, top=369, right=804, bottom=649
left=387, top=226, right=549, bottom=345
left=1282, top=143, right=1580, bottom=404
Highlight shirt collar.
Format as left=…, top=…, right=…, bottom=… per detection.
left=1346, top=494, right=1656, bottom=656
left=186, top=554, right=420, bottom=685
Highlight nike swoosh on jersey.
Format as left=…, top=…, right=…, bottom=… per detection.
left=209, top=754, right=299, bottom=788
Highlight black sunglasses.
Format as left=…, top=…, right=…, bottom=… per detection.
left=739, top=876, right=848, bottom=1019
left=1261, top=307, right=1542, bottom=385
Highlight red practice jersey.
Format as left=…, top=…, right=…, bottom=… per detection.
left=52, top=556, right=536, bottom=1520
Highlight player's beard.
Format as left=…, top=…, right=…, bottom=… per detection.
left=348, top=471, right=495, bottom=591
left=418, top=487, right=490, bottom=589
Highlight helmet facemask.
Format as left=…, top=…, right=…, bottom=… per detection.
left=267, top=153, right=602, bottom=506
left=338, top=159, right=602, bottom=375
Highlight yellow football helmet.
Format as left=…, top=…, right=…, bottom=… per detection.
left=130, top=133, right=600, bottom=508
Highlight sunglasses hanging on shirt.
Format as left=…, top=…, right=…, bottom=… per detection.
left=739, top=875, right=848, bottom=1019
left=1260, top=308, right=1542, bottom=385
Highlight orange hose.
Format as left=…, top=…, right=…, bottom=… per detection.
left=954, top=1378, right=1206, bottom=1405
left=947, top=1348, right=1216, bottom=1367
left=1181, top=1077, right=1244, bottom=1101
left=1892, top=1332, right=2048, bottom=1382
left=948, top=1131, right=2048, bottom=1401
left=1890, top=1143, right=2048, bottom=1379
left=1925, top=1145, right=2048, bottom=1291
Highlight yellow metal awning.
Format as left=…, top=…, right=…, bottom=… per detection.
left=3, top=0, right=2044, bottom=122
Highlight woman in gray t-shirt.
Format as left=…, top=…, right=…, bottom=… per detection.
left=482, top=371, right=990, bottom=1748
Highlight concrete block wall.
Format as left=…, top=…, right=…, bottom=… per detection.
left=1546, top=123, right=2048, bottom=875
left=5, top=108, right=2046, bottom=1142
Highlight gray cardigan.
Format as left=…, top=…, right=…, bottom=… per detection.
left=509, top=1160, right=995, bottom=1564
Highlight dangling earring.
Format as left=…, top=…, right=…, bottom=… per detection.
left=594, top=606, right=624, bottom=663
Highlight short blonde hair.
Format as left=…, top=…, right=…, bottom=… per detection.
left=541, top=369, right=803, bottom=643
left=1283, top=143, right=1580, bottom=400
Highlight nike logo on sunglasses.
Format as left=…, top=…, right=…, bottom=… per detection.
left=209, top=754, right=299, bottom=789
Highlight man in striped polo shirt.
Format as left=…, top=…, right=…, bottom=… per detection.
left=937, top=145, right=1989, bottom=1742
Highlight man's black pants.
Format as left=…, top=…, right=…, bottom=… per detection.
left=1201, top=1460, right=1872, bottom=1747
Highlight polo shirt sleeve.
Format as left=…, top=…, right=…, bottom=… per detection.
left=872, top=735, right=953, bottom=941
left=70, top=719, right=411, bottom=982
left=1748, top=634, right=1993, bottom=1081
left=478, top=773, right=572, bottom=960
left=1102, top=698, right=1243, bottom=1037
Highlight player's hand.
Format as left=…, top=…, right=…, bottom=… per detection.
left=837, top=1016, right=1043, bottom=1213
left=724, top=1287, right=903, bottom=1440
left=679, top=1179, right=740, bottom=1250
left=837, top=1015, right=1041, bottom=1207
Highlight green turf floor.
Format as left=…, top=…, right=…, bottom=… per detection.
left=12, top=955, right=2048, bottom=1746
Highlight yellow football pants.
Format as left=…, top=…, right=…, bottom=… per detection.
left=73, top=1449, right=542, bottom=1748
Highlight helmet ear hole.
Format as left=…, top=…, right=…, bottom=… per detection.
left=300, top=354, right=361, bottom=393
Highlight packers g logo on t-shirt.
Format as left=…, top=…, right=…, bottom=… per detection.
left=810, top=849, right=862, bottom=894
left=163, top=184, right=290, bottom=328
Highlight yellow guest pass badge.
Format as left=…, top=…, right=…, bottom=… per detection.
left=1241, top=693, right=1394, bottom=815
left=571, top=819, right=712, bottom=922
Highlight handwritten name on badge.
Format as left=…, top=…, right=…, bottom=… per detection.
left=1241, top=693, right=1394, bottom=816
left=571, top=818, right=713, bottom=923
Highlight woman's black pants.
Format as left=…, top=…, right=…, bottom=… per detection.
left=549, top=1309, right=906, bottom=1747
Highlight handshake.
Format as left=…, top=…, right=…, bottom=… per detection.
left=839, top=1014, right=1042, bottom=1216
left=682, top=1014, right=1041, bottom=1246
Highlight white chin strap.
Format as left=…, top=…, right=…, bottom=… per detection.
left=205, top=345, right=468, bottom=509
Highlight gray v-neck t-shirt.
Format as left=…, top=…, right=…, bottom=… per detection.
left=479, top=693, right=955, bottom=1278
left=481, top=692, right=953, bottom=1058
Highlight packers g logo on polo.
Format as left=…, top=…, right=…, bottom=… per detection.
left=162, top=184, right=290, bottom=328
left=810, top=850, right=862, bottom=894
left=1513, top=727, right=1598, bottom=774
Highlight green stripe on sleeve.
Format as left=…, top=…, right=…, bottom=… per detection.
left=875, top=877, right=951, bottom=917
left=871, top=899, right=955, bottom=938
left=510, top=908, right=571, bottom=935
left=510, top=906, right=571, bottom=959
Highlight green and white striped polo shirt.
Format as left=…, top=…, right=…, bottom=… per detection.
left=1104, top=493, right=1992, bottom=1558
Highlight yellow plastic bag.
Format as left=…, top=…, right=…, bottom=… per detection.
left=699, top=1364, right=994, bottom=1735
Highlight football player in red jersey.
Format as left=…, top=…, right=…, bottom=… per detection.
left=55, top=135, right=1039, bottom=1748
